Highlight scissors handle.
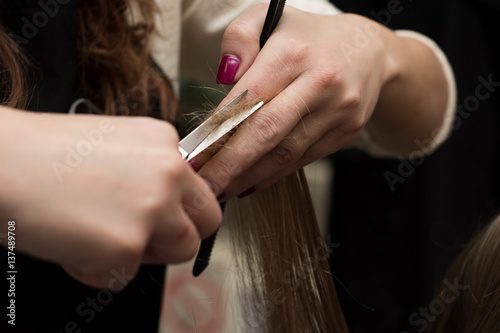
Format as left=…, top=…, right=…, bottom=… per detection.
left=260, top=0, right=287, bottom=49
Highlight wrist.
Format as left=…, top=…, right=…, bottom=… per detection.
left=378, top=25, right=406, bottom=96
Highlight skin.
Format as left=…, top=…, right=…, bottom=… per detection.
left=0, top=108, right=221, bottom=289
left=0, top=4, right=449, bottom=289
left=198, top=6, right=449, bottom=199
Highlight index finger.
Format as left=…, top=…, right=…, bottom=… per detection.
left=198, top=55, right=309, bottom=196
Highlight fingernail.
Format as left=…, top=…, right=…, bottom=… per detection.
left=217, top=192, right=226, bottom=202
left=216, top=55, right=240, bottom=84
left=188, top=159, right=201, bottom=172
left=237, top=187, right=255, bottom=199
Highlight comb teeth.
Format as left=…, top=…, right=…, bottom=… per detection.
left=192, top=230, right=218, bottom=277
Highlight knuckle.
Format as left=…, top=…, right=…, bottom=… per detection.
left=141, top=194, right=167, bottom=220
left=339, top=91, right=362, bottom=111
left=203, top=158, right=236, bottom=192
left=313, top=66, right=342, bottom=90
left=212, top=158, right=235, bottom=178
left=345, top=114, right=366, bottom=135
left=142, top=159, right=187, bottom=216
left=279, top=38, right=310, bottom=64
left=107, top=230, right=145, bottom=265
left=271, top=141, right=301, bottom=167
left=170, top=224, right=199, bottom=262
left=163, top=157, right=188, bottom=180
left=223, top=20, right=258, bottom=46
left=298, top=149, right=318, bottom=167
left=135, top=117, right=180, bottom=145
left=251, top=112, right=282, bottom=145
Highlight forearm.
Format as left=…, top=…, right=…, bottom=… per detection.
left=0, top=107, right=33, bottom=221
left=365, top=28, right=454, bottom=155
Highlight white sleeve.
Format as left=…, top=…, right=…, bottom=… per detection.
left=180, top=0, right=342, bottom=83
left=350, top=30, right=457, bottom=157
left=180, top=1, right=456, bottom=157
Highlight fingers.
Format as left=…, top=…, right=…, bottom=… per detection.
left=199, top=56, right=325, bottom=196
left=216, top=3, right=268, bottom=84
left=144, top=166, right=222, bottom=265
left=181, top=171, right=222, bottom=240
left=198, top=87, right=303, bottom=196
left=227, top=90, right=368, bottom=197
left=204, top=7, right=323, bottom=194
left=143, top=208, right=201, bottom=265
left=255, top=126, right=361, bottom=191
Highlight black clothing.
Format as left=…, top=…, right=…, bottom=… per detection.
left=328, top=1, right=500, bottom=332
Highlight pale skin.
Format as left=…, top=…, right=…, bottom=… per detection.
left=0, top=5, right=448, bottom=289
left=0, top=109, right=222, bottom=289
left=199, top=6, right=449, bottom=199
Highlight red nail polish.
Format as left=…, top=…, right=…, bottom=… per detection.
left=216, top=55, right=240, bottom=84
left=188, top=159, right=200, bottom=172
left=237, top=187, right=256, bottom=199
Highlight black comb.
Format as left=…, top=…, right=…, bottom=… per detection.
left=192, top=229, right=218, bottom=277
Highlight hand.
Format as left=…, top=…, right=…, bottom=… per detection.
left=200, top=5, right=447, bottom=200
left=0, top=109, right=222, bottom=289
left=200, top=6, right=395, bottom=199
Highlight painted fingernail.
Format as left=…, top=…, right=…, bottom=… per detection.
left=217, top=192, right=226, bottom=202
left=237, top=187, right=256, bottom=199
left=188, top=159, right=201, bottom=172
left=216, top=55, right=240, bottom=84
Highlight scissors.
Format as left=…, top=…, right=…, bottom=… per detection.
left=186, top=0, right=286, bottom=277
left=178, top=89, right=263, bottom=277
left=178, top=89, right=263, bottom=162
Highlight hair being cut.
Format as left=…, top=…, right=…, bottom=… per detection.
left=1, top=2, right=348, bottom=331
left=191, top=99, right=349, bottom=332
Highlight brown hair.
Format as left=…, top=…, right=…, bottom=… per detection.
left=0, top=24, right=31, bottom=110
left=227, top=170, right=349, bottom=332
left=428, top=214, right=500, bottom=332
left=190, top=100, right=349, bottom=332
left=2, top=3, right=347, bottom=330
left=0, top=0, right=176, bottom=120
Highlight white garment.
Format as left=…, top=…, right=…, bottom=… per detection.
left=149, top=0, right=456, bottom=157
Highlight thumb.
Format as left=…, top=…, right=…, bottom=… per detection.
left=216, top=4, right=269, bottom=85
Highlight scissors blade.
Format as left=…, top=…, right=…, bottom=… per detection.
left=187, top=101, right=264, bottom=161
left=178, top=89, right=248, bottom=160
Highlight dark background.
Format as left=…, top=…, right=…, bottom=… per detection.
left=327, top=0, right=500, bottom=332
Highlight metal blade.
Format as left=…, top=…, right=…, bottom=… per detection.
left=178, top=89, right=248, bottom=159
left=187, top=101, right=264, bottom=161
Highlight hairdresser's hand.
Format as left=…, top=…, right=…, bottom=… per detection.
left=199, top=5, right=447, bottom=199
left=0, top=109, right=221, bottom=289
